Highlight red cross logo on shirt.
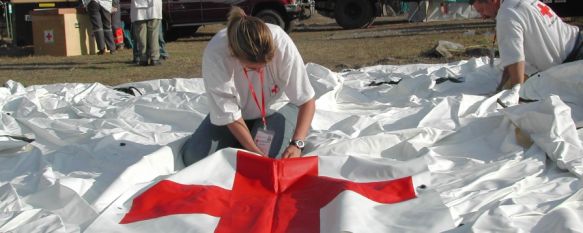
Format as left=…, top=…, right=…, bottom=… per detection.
left=120, top=150, right=418, bottom=233
left=271, top=84, right=279, bottom=94
left=537, top=3, right=553, bottom=18
left=46, top=32, right=53, bottom=41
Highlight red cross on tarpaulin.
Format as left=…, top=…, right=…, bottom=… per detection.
left=537, top=2, right=553, bottom=18
left=271, top=84, right=279, bottom=94
left=120, top=150, right=417, bottom=233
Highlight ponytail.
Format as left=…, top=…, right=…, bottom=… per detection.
left=226, top=6, right=275, bottom=64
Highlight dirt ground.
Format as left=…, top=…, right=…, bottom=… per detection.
left=1, top=13, right=578, bottom=87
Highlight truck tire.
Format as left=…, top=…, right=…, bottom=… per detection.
left=256, top=9, right=292, bottom=32
left=334, top=0, right=374, bottom=29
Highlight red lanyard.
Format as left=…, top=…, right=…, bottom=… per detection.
left=242, top=67, right=267, bottom=128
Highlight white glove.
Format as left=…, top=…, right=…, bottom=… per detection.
left=498, top=84, right=521, bottom=107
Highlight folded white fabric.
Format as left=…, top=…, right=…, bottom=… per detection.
left=503, top=96, right=583, bottom=177
left=498, top=84, right=521, bottom=107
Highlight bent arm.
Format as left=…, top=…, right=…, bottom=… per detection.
left=498, top=61, right=525, bottom=91
left=282, top=98, right=316, bottom=158
left=227, top=118, right=265, bottom=156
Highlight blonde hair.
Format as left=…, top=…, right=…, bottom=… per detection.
left=226, top=7, right=275, bottom=64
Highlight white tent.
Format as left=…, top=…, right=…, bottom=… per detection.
left=402, top=0, right=480, bottom=22
left=1, top=57, right=582, bottom=232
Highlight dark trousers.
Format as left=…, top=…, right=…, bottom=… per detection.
left=181, top=104, right=299, bottom=167
left=564, top=30, right=583, bottom=63
left=111, top=0, right=124, bottom=46
left=87, top=1, right=115, bottom=52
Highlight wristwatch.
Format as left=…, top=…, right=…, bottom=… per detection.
left=289, top=139, right=305, bottom=151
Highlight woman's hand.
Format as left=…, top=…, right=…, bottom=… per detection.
left=226, top=118, right=266, bottom=157
left=282, top=145, right=302, bottom=159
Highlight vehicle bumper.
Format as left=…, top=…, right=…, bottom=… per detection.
left=285, top=4, right=301, bottom=13
left=285, top=0, right=313, bottom=13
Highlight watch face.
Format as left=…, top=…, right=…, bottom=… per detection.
left=294, top=140, right=305, bottom=148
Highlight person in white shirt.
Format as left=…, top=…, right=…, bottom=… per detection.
left=470, top=0, right=582, bottom=103
left=181, top=7, right=316, bottom=166
left=82, top=0, right=116, bottom=55
left=131, top=0, right=162, bottom=66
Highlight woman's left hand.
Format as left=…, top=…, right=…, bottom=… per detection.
left=282, top=145, right=302, bottom=159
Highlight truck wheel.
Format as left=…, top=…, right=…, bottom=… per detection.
left=334, top=0, right=374, bottom=29
left=256, top=9, right=287, bottom=31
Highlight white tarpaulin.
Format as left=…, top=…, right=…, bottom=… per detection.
left=1, top=57, right=582, bottom=232
left=402, top=0, right=479, bottom=22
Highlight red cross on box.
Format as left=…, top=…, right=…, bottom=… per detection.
left=45, top=31, right=54, bottom=43
left=120, top=150, right=417, bottom=233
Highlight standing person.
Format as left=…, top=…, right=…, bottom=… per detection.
left=83, top=0, right=116, bottom=55
left=181, top=7, right=316, bottom=166
left=111, top=0, right=124, bottom=50
left=131, top=0, right=162, bottom=66
left=469, top=0, right=582, bottom=105
left=130, top=21, right=168, bottom=64
left=159, top=24, right=169, bottom=60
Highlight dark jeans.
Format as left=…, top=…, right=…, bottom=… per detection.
left=181, top=104, right=299, bottom=166
left=87, top=0, right=115, bottom=52
left=564, top=30, right=583, bottom=63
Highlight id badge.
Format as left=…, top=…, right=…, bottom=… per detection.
left=254, top=128, right=275, bottom=155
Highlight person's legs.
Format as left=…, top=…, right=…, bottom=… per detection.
left=135, top=20, right=148, bottom=65
left=122, top=21, right=133, bottom=49
left=181, top=115, right=253, bottom=166
left=147, top=19, right=161, bottom=64
left=111, top=1, right=124, bottom=49
left=99, top=6, right=116, bottom=53
left=87, top=1, right=105, bottom=53
left=130, top=22, right=139, bottom=63
left=182, top=104, right=298, bottom=166
left=159, top=23, right=169, bottom=59
left=249, top=104, right=299, bottom=158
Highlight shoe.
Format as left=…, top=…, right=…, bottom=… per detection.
left=139, top=61, right=149, bottom=66
left=160, top=55, right=169, bottom=60
left=110, top=50, right=116, bottom=55
left=97, top=50, right=105, bottom=55
left=150, top=60, right=162, bottom=66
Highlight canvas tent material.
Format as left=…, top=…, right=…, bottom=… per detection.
left=0, top=57, right=582, bottom=232
left=403, top=0, right=480, bottom=22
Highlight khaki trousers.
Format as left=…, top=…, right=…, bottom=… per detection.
left=135, top=19, right=161, bottom=62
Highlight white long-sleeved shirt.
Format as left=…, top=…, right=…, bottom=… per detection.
left=130, top=0, right=162, bottom=22
left=202, top=24, right=315, bottom=126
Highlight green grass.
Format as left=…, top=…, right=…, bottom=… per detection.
left=1, top=20, right=496, bottom=87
